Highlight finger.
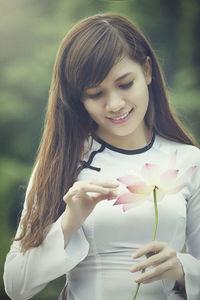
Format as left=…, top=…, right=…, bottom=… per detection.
left=132, top=241, right=168, bottom=258
left=134, top=258, right=174, bottom=284
left=93, top=190, right=118, bottom=203
left=87, top=179, right=119, bottom=188
left=63, top=183, right=117, bottom=202
left=130, top=250, right=169, bottom=272
left=73, top=181, right=118, bottom=193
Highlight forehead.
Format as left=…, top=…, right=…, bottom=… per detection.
left=91, top=55, right=142, bottom=88
left=109, top=56, right=141, bottom=76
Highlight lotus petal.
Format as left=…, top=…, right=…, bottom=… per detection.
left=113, top=193, right=142, bottom=205
left=167, top=184, right=185, bottom=194
left=127, top=181, right=153, bottom=195
left=141, top=163, right=160, bottom=184
left=117, top=174, right=141, bottom=185
left=175, top=166, right=196, bottom=186
left=155, top=190, right=165, bottom=202
left=122, top=199, right=147, bottom=211
left=122, top=204, right=133, bottom=212
left=160, top=169, right=179, bottom=188
left=168, top=150, right=178, bottom=169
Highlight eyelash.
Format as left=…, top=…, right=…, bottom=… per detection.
left=119, top=81, right=134, bottom=89
left=87, top=91, right=103, bottom=99
left=87, top=81, right=134, bottom=99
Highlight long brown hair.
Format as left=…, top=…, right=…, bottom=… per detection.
left=16, top=13, right=196, bottom=253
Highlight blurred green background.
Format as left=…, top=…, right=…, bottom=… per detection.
left=0, top=0, right=199, bottom=299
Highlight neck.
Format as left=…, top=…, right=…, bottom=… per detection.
left=96, top=125, right=152, bottom=151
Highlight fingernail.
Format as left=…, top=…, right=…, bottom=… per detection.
left=109, top=182, right=119, bottom=187
left=131, top=268, right=137, bottom=272
left=108, top=196, right=116, bottom=200
left=130, top=263, right=137, bottom=272
left=130, top=268, right=136, bottom=272
left=132, top=252, right=138, bottom=258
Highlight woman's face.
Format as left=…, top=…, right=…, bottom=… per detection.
left=82, top=55, right=152, bottom=148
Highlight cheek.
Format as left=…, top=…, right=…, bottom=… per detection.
left=83, top=101, right=94, bottom=115
left=83, top=102, right=102, bottom=122
left=132, top=85, right=149, bottom=107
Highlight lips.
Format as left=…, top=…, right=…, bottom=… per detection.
left=110, top=111, right=129, bottom=121
left=108, top=109, right=133, bottom=124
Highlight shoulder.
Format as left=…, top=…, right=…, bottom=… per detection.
left=154, top=135, right=200, bottom=196
left=154, top=134, right=200, bottom=166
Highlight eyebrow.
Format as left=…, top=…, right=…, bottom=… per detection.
left=114, top=72, right=133, bottom=82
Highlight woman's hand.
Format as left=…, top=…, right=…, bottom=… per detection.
left=130, top=241, right=185, bottom=289
left=61, top=180, right=118, bottom=243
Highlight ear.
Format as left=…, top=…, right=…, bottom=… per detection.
left=143, top=56, right=152, bottom=85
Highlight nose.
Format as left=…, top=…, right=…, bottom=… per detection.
left=105, top=91, right=125, bottom=113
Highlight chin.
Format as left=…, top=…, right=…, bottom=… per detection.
left=110, top=130, right=137, bottom=138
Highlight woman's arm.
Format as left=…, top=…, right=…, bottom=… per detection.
left=4, top=215, right=89, bottom=300
left=3, top=172, right=118, bottom=300
left=175, top=179, right=200, bottom=299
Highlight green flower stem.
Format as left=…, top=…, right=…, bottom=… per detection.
left=132, top=187, right=158, bottom=300
left=152, top=187, right=158, bottom=241
left=132, top=281, right=140, bottom=300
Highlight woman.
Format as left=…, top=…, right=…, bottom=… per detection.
left=3, top=13, right=200, bottom=300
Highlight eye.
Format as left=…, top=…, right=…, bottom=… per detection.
left=87, top=91, right=102, bottom=99
left=119, top=81, right=134, bottom=89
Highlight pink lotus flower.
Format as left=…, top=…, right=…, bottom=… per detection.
left=114, top=150, right=196, bottom=212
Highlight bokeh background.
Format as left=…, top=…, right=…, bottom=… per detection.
left=0, top=0, right=199, bottom=299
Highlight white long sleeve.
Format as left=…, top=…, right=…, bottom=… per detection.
left=3, top=170, right=89, bottom=300
left=177, top=176, right=200, bottom=299
left=162, top=144, right=200, bottom=299
left=4, top=217, right=89, bottom=300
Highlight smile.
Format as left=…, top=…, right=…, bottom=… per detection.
left=108, top=109, right=133, bottom=124
left=111, top=112, right=129, bottom=121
